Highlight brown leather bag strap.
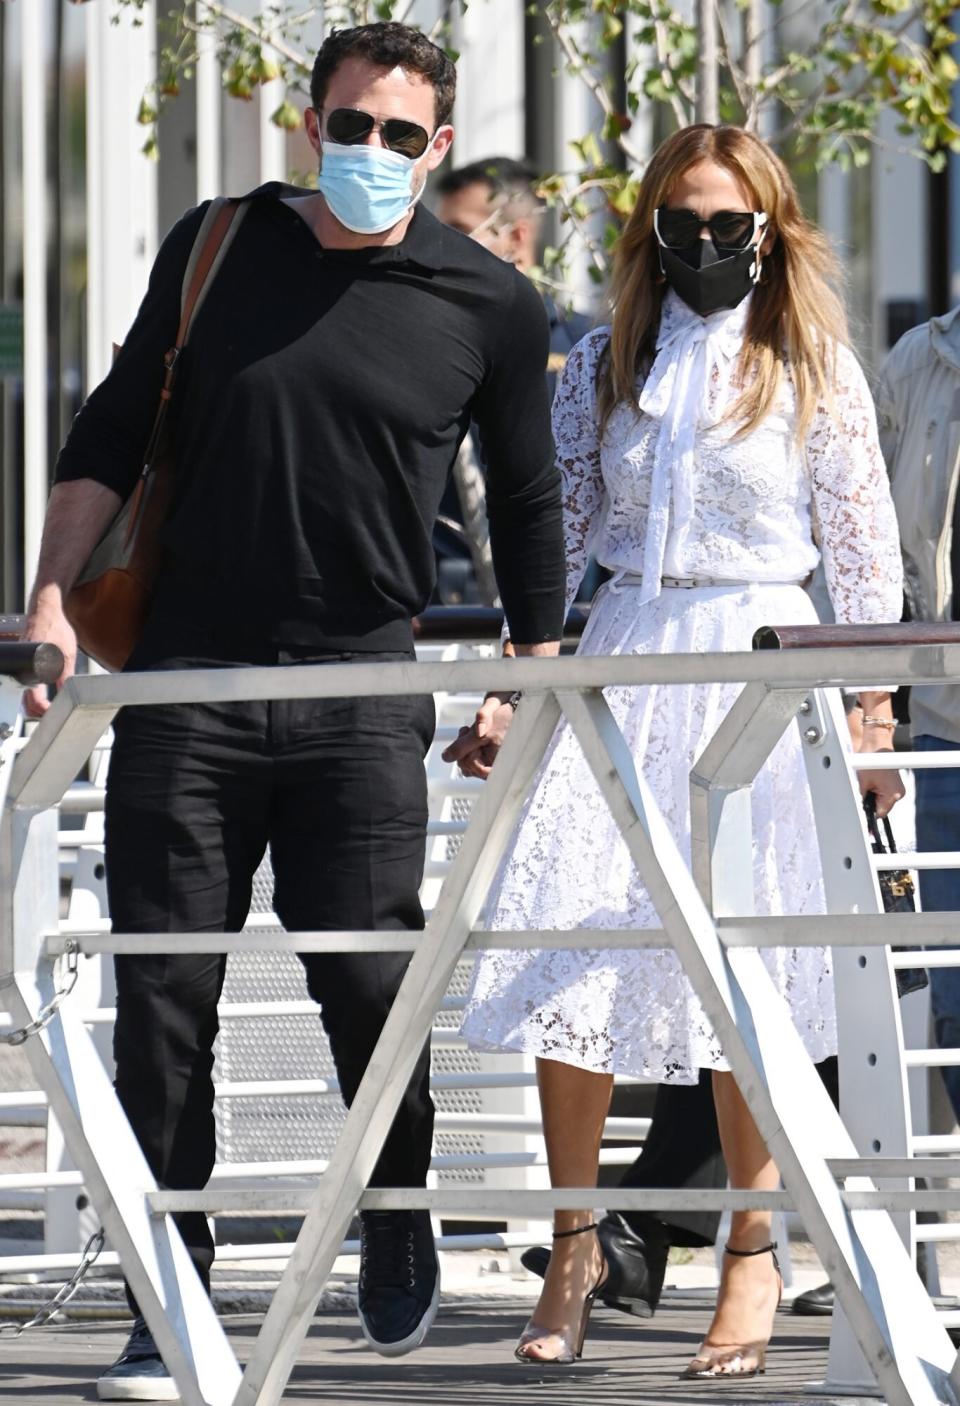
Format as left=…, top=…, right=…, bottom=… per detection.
left=159, top=197, right=249, bottom=402
left=142, top=197, right=249, bottom=468
left=176, top=196, right=248, bottom=347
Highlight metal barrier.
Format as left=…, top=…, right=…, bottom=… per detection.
left=1, top=611, right=611, bottom=1267
left=3, top=628, right=960, bottom=1405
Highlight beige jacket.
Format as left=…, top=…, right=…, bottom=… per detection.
left=876, top=305, right=960, bottom=743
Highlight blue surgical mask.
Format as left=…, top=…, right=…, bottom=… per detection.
left=317, top=140, right=425, bottom=235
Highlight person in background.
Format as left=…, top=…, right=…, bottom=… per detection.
left=878, top=306, right=960, bottom=1121
left=436, top=156, right=591, bottom=398
left=434, top=157, right=598, bottom=604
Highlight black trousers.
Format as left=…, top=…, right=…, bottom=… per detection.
left=618, top=1072, right=726, bottom=1248
left=104, top=632, right=436, bottom=1294
left=619, top=1057, right=840, bottom=1248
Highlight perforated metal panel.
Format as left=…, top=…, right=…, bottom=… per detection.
left=433, top=959, right=485, bottom=1185
left=215, top=859, right=342, bottom=1165
left=445, top=797, right=474, bottom=862
left=214, top=862, right=491, bottom=1182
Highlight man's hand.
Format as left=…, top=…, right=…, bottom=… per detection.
left=22, top=596, right=77, bottom=718
left=18, top=479, right=123, bottom=719
left=441, top=693, right=516, bottom=779
left=441, top=639, right=559, bottom=780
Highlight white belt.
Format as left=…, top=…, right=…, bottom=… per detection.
left=660, top=575, right=753, bottom=589
left=609, top=572, right=804, bottom=592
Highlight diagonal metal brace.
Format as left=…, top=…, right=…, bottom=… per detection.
left=235, top=690, right=563, bottom=1406
left=557, top=685, right=958, bottom=1406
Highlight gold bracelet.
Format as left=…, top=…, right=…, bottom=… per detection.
left=862, top=715, right=896, bottom=731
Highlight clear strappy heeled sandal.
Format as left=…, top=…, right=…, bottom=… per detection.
left=681, top=1241, right=782, bottom=1379
left=515, top=1222, right=608, bottom=1365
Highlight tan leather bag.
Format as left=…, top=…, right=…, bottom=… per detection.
left=65, top=197, right=249, bottom=671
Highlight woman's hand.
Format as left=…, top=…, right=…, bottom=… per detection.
left=441, top=693, right=517, bottom=780
left=848, top=694, right=904, bottom=819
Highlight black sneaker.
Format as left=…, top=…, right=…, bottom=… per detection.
left=97, top=1316, right=177, bottom=1401
left=357, top=1209, right=440, bottom=1357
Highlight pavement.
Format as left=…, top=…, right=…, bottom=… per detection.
left=0, top=1241, right=892, bottom=1406
left=0, top=1293, right=842, bottom=1406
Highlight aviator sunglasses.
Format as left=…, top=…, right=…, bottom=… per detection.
left=654, top=207, right=768, bottom=252
left=323, top=107, right=432, bottom=160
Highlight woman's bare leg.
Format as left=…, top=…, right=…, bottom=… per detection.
left=686, top=1070, right=782, bottom=1374
left=518, top=1057, right=613, bottom=1360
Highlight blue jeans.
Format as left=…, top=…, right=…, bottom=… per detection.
left=915, top=734, right=960, bottom=1120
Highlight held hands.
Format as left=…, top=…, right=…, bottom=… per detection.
left=441, top=693, right=517, bottom=780
left=22, top=598, right=77, bottom=719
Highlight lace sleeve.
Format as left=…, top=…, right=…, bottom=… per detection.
left=806, top=343, right=903, bottom=626
left=553, top=331, right=609, bottom=615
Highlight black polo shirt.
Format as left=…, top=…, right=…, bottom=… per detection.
left=56, top=183, right=565, bottom=651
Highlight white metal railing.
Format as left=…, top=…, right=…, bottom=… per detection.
left=1, top=642, right=570, bottom=1254
left=3, top=637, right=960, bottom=1405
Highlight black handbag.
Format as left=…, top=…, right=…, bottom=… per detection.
left=863, top=793, right=927, bottom=999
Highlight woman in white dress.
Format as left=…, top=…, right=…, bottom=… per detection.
left=446, top=124, right=904, bottom=1375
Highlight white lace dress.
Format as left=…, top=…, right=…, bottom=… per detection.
left=460, top=290, right=903, bottom=1082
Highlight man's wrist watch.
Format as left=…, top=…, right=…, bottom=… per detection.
left=485, top=690, right=522, bottom=711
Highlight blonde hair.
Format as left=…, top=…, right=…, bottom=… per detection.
left=597, top=124, right=848, bottom=442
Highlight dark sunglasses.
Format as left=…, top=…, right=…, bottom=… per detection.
left=324, top=107, right=431, bottom=160
left=654, top=207, right=767, bottom=251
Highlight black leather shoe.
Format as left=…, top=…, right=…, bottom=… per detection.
left=97, top=1316, right=176, bottom=1401
left=792, top=1280, right=834, bottom=1315
left=520, top=1212, right=668, bottom=1319
left=358, top=1209, right=440, bottom=1356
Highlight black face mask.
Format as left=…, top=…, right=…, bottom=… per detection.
left=658, top=237, right=762, bottom=318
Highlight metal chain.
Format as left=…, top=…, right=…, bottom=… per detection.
left=0, top=938, right=99, bottom=1333
left=0, top=1226, right=106, bottom=1335
left=0, top=940, right=79, bottom=1046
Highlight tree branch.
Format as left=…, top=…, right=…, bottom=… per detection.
left=714, top=0, right=752, bottom=122
left=544, top=4, right=649, bottom=166
left=767, top=2, right=926, bottom=145
left=551, top=189, right=609, bottom=275
left=650, top=10, right=691, bottom=129
left=194, top=0, right=313, bottom=72
left=741, top=0, right=763, bottom=129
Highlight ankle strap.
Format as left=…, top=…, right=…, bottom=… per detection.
left=552, top=1222, right=599, bottom=1241
left=724, top=1241, right=778, bottom=1257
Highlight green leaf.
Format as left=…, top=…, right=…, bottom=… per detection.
left=271, top=100, right=302, bottom=130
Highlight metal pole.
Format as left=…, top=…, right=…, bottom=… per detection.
left=696, top=0, right=720, bottom=124
left=258, top=4, right=286, bottom=184
left=21, top=0, right=48, bottom=607
left=196, top=6, right=221, bottom=202
left=83, top=0, right=103, bottom=392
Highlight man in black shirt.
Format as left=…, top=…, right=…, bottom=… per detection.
left=24, top=22, right=563, bottom=1399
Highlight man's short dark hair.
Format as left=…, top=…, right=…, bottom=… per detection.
left=311, top=23, right=457, bottom=128
left=435, top=157, right=543, bottom=215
